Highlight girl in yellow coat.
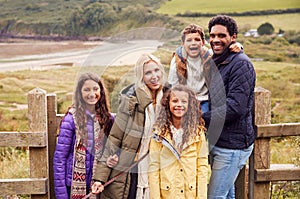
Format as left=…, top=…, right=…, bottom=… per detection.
left=148, top=84, right=208, bottom=199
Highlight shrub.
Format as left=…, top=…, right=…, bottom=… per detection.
left=289, top=35, right=300, bottom=45
left=257, top=22, right=275, bottom=35
left=25, top=3, right=40, bottom=11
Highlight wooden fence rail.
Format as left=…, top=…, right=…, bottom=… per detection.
left=252, top=122, right=300, bottom=183
left=246, top=87, right=300, bottom=199
left=0, top=87, right=299, bottom=198
left=0, top=88, right=50, bottom=198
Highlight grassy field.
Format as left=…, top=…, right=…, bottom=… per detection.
left=157, top=0, right=300, bottom=15
left=176, top=13, right=300, bottom=32
left=158, top=0, right=300, bottom=33
left=0, top=59, right=299, bottom=144
left=0, top=59, right=299, bottom=127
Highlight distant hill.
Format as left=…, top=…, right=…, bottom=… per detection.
left=0, top=0, right=299, bottom=37
left=0, top=0, right=176, bottom=37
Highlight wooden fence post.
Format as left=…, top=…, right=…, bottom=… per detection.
left=235, top=166, right=248, bottom=199
left=47, top=94, right=58, bottom=199
left=28, top=88, right=49, bottom=199
left=249, top=87, right=271, bottom=199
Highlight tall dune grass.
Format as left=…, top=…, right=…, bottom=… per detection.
left=0, top=147, right=29, bottom=179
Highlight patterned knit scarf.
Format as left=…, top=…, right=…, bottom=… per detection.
left=70, top=109, right=104, bottom=199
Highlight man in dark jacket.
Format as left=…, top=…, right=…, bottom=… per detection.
left=202, top=15, right=256, bottom=199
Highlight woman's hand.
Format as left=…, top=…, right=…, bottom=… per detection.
left=106, top=154, right=119, bottom=168
left=91, top=181, right=104, bottom=194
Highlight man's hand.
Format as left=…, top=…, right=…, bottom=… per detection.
left=106, top=154, right=119, bottom=168
left=91, top=181, right=104, bottom=194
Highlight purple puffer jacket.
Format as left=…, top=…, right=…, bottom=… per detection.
left=53, top=111, right=106, bottom=199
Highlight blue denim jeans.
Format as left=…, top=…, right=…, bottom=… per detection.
left=208, top=144, right=254, bottom=199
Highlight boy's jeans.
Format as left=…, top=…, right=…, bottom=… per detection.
left=208, top=144, right=254, bottom=199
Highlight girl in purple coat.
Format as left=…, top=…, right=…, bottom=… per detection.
left=53, top=72, right=114, bottom=199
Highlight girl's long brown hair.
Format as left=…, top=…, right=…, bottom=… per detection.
left=155, top=85, right=205, bottom=151
left=71, top=73, right=113, bottom=143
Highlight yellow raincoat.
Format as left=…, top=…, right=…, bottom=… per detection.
left=148, top=128, right=208, bottom=199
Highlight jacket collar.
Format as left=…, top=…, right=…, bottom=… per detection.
left=135, top=86, right=153, bottom=112
left=216, top=51, right=241, bottom=66
left=119, top=84, right=152, bottom=115
left=153, top=128, right=203, bottom=157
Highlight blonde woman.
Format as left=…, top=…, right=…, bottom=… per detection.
left=92, top=53, right=169, bottom=199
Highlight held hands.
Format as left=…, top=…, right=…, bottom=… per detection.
left=106, top=154, right=119, bottom=168
left=91, top=181, right=104, bottom=194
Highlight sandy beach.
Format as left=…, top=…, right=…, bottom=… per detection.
left=0, top=39, right=164, bottom=72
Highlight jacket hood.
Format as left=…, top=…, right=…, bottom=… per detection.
left=175, top=46, right=185, bottom=63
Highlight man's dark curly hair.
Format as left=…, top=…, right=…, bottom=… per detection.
left=208, top=15, right=238, bottom=37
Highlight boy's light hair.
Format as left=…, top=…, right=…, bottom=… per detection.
left=134, top=53, right=166, bottom=89
left=181, top=23, right=205, bottom=42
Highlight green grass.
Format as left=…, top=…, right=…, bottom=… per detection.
left=157, top=0, right=300, bottom=15
left=253, top=61, right=300, bottom=123
left=159, top=1, right=300, bottom=33
left=176, top=13, right=300, bottom=32
left=0, top=61, right=299, bottom=129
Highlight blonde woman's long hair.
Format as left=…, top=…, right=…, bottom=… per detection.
left=134, top=53, right=166, bottom=90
